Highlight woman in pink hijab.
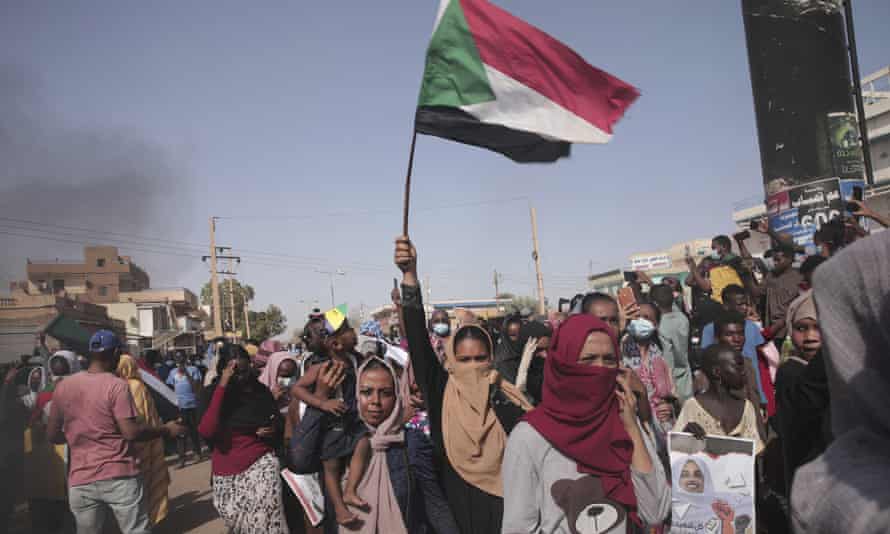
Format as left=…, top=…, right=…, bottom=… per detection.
left=258, top=351, right=299, bottom=415
left=253, top=339, right=283, bottom=371
left=339, top=357, right=459, bottom=534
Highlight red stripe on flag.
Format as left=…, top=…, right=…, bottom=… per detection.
left=459, top=0, right=639, bottom=134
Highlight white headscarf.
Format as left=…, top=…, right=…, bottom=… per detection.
left=48, top=350, right=81, bottom=381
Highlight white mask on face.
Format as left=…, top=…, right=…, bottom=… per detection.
left=277, top=376, right=295, bottom=388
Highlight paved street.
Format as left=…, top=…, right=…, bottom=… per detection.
left=155, top=456, right=222, bottom=534
left=9, top=455, right=223, bottom=534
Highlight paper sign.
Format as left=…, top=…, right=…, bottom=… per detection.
left=669, top=432, right=756, bottom=534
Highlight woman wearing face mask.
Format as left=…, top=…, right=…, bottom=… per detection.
left=621, top=301, right=676, bottom=440
left=395, top=237, right=532, bottom=534
left=258, top=351, right=299, bottom=417
left=198, top=343, right=287, bottom=534
left=256, top=350, right=306, bottom=533
left=502, top=314, right=670, bottom=533
left=428, top=309, right=451, bottom=362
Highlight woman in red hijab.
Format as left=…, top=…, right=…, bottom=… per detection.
left=502, top=314, right=670, bottom=534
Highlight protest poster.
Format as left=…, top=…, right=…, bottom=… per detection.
left=767, top=177, right=864, bottom=250
left=669, top=432, right=756, bottom=534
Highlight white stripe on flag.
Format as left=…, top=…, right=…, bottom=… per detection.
left=462, top=65, right=612, bottom=144
left=140, top=369, right=179, bottom=407
left=432, top=0, right=451, bottom=33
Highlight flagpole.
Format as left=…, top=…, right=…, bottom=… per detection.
left=402, top=128, right=418, bottom=236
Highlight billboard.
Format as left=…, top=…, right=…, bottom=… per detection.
left=630, top=253, right=672, bottom=272
left=767, top=177, right=864, bottom=249
left=741, top=0, right=863, bottom=194
left=669, top=432, right=756, bottom=534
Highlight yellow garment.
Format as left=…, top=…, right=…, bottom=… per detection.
left=441, top=325, right=532, bottom=497
left=24, top=424, right=68, bottom=501
left=117, top=355, right=170, bottom=526
left=709, top=265, right=743, bottom=303
left=675, top=396, right=764, bottom=454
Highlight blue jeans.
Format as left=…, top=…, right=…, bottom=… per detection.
left=68, top=476, right=151, bottom=534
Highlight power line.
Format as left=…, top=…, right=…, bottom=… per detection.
left=0, top=211, right=597, bottom=281
left=214, top=196, right=530, bottom=220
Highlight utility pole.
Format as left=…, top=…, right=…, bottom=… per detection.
left=227, top=257, right=236, bottom=339
left=242, top=289, right=251, bottom=339
left=843, top=0, right=875, bottom=185
left=493, top=269, right=501, bottom=300
left=315, top=268, right=345, bottom=308
left=208, top=217, right=222, bottom=337
left=204, top=245, right=240, bottom=339
left=529, top=205, right=546, bottom=316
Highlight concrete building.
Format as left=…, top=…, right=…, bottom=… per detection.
left=107, top=287, right=204, bottom=355
left=26, top=246, right=149, bottom=304
left=864, top=66, right=890, bottom=184
left=6, top=247, right=203, bottom=358
left=588, top=238, right=713, bottom=294
left=370, top=296, right=514, bottom=335
left=587, top=269, right=624, bottom=296
left=0, top=282, right=125, bottom=363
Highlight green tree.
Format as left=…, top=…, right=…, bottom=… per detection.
left=249, top=304, right=287, bottom=341
left=505, top=295, right=538, bottom=314
left=200, top=280, right=255, bottom=333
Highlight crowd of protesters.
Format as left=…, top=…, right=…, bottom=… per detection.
left=1, top=200, right=889, bottom=533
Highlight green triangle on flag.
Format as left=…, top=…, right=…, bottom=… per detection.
left=414, top=0, right=639, bottom=162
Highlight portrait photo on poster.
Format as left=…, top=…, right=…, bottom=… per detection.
left=668, top=432, right=756, bottom=534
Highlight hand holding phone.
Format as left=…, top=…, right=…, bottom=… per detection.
left=617, top=287, right=636, bottom=309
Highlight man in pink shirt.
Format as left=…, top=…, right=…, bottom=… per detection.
left=47, top=330, right=184, bottom=534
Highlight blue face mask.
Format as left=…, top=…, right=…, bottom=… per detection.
left=627, top=318, right=656, bottom=341
left=432, top=323, right=451, bottom=337
left=710, top=250, right=722, bottom=260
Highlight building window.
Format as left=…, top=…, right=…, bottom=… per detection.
left=52, top=279, right=65, bottom=292
left=96, top=258, right=106, bottom=267
left=98, top=286, right=108, bottom=297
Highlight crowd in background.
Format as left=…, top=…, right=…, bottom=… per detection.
left=1, top=201, right=889, bottom=534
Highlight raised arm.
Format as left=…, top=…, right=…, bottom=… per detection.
left=752, top=218, right=803, bottom=253
left=198, top=360, right=235, bottom=439
left=849, top=199, right=890, bottom=228
left=685, top=256, right=712, bottom=293
left=394, top=236, right=447, bottom=410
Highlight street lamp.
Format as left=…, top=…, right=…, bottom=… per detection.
left=315, top=269, right=345, bottom=308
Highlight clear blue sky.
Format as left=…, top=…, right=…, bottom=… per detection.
left=2, top=1, right=888, bottom=335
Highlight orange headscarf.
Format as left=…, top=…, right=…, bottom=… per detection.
left=441, top=324, right=531, bottom=496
